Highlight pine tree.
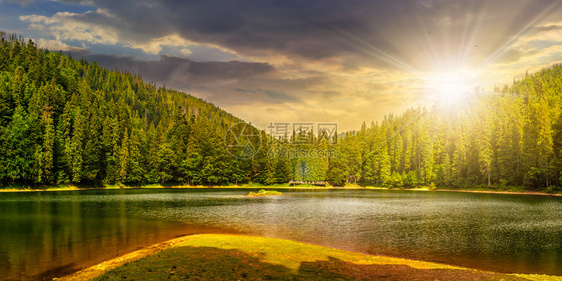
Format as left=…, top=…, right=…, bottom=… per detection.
left=2, top=34, right=562, bottom=191
left=2, top=106, right=32, bottom=181
left=125, top=129, right=145, bottom=184
left=118, top=130, right=130, bottom=182
left=41, top=106, right=55, bottom=183
left=326, top=148, right=348, bottom=186
left=69, top=108, right=84, bottom=183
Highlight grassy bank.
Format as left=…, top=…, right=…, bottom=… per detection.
left=0, top=182, right=343, bottom=193
left=60, top=234, right=560, bottom=281
left=1, top=182, right=561, bottom=197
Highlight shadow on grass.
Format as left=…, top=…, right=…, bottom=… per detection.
left=94, top=246, right=527, bottom=281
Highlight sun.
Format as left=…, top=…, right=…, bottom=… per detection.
left=424, top=71, right=473, bottom=105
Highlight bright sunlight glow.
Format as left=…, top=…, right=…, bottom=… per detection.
left=424, top=71, right=473, bottom=105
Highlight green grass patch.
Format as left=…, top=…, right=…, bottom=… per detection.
left=248, top=189, right=282, bottom=196
left=94, top=234, right=560, bottom=281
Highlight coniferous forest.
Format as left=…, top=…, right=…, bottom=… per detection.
left=1, top=33, right=562, bottom=192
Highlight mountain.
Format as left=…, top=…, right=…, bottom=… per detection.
left=0, top=32, right=265, bottom=186
left=336, top=65, right=562, bottom=191
left=2, top=32, right=562, bottom=192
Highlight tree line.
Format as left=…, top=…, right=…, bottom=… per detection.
left=0, top=33, right=255, bottom=186
left=326, top=67, right=562, bottom=191
left=1, top=33, right=561, bottom=192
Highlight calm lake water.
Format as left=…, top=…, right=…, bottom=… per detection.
left=1, top=188, right=561, bottom=280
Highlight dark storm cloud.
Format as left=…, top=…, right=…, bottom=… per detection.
left=187, top=60, right=274, bottom=80
left=7, top=0, right=34, bottom=5
left=231, top=89, right=302, bottom=104
left=67, top=51, right=299, bottom=106
left=71, top=52, right=275, bottom=85
left=48, top=0, right=562, bottom=70
left=14, top=0, right=562, bottom=130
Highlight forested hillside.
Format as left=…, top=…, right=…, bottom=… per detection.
left=0, top=33, right=268, bottom=186
left=327, top=66, right=562, bottom=191
left=1, top=33, right=562, bottom=192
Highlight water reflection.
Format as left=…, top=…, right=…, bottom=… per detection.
left=0, top=189, right=561, bottom=280
left=0, top=190, right=232, bottom=280
left=132, top=190, right=562, bottom=275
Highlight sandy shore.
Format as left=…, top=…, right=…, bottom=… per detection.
left=56, top=234, right=561, bottom=281
left=54, top=235, right=195, bottom=281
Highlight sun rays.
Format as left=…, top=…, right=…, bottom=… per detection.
left=330, top=0, right=562, bottom=110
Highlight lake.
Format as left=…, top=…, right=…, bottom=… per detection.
left=0, top=188, right=561, bottom=280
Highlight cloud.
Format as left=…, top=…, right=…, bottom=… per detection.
left=533, top=24, right=562, bottom=33
left=69, top=52, right=275, bottom=85
left=18, top=0, right=562, bottom=71
left=20, top=10, right=122, bottom=45
left=14, top=0, right=562, bottom=131
left=5, top=0, right=34, bottom=6
left=64, top=49, right=412, bottom=130
left=20, top=10, right=196, bottom=55
left=492, top=48, right=540, bottom=65
left=482, top=19, right=562, bottom=80
left=180, top=48, right=192, bottom=56
left=35, top=38, right=85, bottom=52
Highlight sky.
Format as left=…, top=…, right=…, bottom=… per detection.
left=1, top=0, right=562, bottom=131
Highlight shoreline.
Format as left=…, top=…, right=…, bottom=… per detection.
left=58, top=234, right=561, bottom=281
left=433, top=188, right=562, bottom=197
left=56, top=235, right=196, bottom=281
left=2, top=184, right=561, bottom=197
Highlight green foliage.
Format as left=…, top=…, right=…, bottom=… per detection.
left=388, top=172, right=404, bottom=189
left=332, top=65, right=562, bottom=192
left=1, top=33, right=562, bottom=192
left=1, top=106, right=32, bottom=181
left=326, top=148, right=348, bottom=186
left=0, top=34, right=252, bottom=186
left=247, top=189, right=282, bottom=196
left=403, top=171, right=418, bottom=189
left=428, top=182, right=437, bottom=190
